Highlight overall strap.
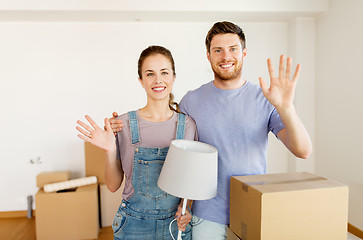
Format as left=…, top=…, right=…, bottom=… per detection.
left=128, top=111, right=141, bottom=144
left=175, top=113, right=186, bottom=140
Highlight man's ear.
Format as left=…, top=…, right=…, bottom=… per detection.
left=207, top=50, right=211, bottom=63
left=242, top=48, right=247, bottom=58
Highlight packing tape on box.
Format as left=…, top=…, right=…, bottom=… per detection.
left=43, top=176, right=98, bottom=193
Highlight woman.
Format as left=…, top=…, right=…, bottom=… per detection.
left=76, top=46, right=196, bottom=239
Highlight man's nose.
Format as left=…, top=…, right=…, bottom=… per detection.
left=222, top=50, right=232, bottom=60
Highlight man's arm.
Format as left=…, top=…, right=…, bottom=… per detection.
left=259, top=55, right=312, bottom=159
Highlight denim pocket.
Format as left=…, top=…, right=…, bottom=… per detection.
left=181, top=223, right=192, bottom=240
left=136, top=154, right=168, bottom=199
left=112, top=208, right=127, bottom=236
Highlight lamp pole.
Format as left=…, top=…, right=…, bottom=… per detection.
left=177, top=198, right=188, bottom=240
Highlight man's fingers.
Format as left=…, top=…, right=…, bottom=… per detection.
left=259, top=77, right=269, bottom=96
left=267, top=58, right=276, bottom=80
left=279, top=55, right=285, bottom=79
left=112, top=112, right=119, bottom=118
left=109, top=118, right=123, bottom=124
left=285, top=57, right=292, bottom=80
left=292, top=64, right=301, bottom=82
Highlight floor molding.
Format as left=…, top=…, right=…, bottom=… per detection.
left=0, top=210, right=36, bottom=218
left=348, top=223, right=363, bottom=239
left=1, top=211, right=362, bottom=239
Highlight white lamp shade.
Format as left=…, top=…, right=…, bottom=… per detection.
left=157, top=140, right=218, bottom=200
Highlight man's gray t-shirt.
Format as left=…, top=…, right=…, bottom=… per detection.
left=179, top=81, right=285, bottom=225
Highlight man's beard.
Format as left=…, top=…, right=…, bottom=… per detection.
left=212, top=61, right=242, bottom=81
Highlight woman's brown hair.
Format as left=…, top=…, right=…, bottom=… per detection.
left=137, top=45, right=182, bottom=114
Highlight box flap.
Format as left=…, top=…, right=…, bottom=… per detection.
left=232, top=172, right=347, bottom=194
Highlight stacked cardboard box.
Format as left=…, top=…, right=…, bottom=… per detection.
left=35, top=143, right=125, bottom=239
left=84, top=142, right=125, bottom=227
left=36, top=171, right=71, bottom=188
left=229, top=172, right=349, bottom=240
left=35, top=171, right=99, bottom=240
left=100, top=184, right=123, bottom=227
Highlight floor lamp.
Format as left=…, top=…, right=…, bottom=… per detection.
left=157, top=140, right=218, bottom=240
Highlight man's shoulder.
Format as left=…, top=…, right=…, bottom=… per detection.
left=245, top=80, right=261, bottom=91
left=184, top=81, right=213, bottom=98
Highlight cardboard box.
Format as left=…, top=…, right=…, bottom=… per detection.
left=230, top=172, right=348, bottom=240
left=227, top=226, right=242, bottom=240
left=35, top=184, right=99, bottom=240
left=36, top=171, right=71, bottom=188
left=85, top=142, right=106, bottom=184
left=100, top=182, right=124, bottom=227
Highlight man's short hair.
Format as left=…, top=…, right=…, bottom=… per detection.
left=205, top=21, right=246, bottom=52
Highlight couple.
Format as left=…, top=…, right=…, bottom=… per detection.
left=76, top=21, right=312, bottom=240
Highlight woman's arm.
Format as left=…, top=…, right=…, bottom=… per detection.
left=77, top=115, right=124, bottom=192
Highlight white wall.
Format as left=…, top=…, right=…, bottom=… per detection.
left=0, top=21, right=290, bottom=211
left=316, top=0, right=363, bottom=229
left=2, top=0, right=361, bottom=231
left=287, top=17, right=316, bottom=173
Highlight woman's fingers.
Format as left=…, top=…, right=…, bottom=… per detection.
left=176, top=210, right=191, bottom=231
left=77, top=133, right=90, bottom=142
left=77, top=120, right=94, bottom=134
left=177, top=215, right=190, bottom=231
left=85, top=115, right=99, bottom=130
left=76, top=125, right=92, bottom=138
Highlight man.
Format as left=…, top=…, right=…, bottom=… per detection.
left=109, top=21, right=312, bottom=239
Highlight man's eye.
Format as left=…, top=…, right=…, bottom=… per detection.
left=147, top=73, right=154, bottom=77
left=215, top=50, right=221, bottom=53
left=162, top=72, right=169, bottom=75
left=231, top=48, right=237, bottom=52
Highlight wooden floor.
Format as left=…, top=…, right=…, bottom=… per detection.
left=1, top=217, right=362, bottom=240
left=0, top=217, right=114, bottom=240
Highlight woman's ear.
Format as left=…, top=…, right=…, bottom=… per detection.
left=138, top=77, right=144, bottom=88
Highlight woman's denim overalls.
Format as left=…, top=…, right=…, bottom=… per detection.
left=112, top=111, right=192, bottom=240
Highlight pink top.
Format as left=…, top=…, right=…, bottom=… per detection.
left=116, top=110, right=198, bottom=200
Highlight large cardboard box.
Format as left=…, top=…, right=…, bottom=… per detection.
left=35, top=184, right=99, bottom=240
left=85, top=142, right=106, bottom=184
left=100, top=182, right=124, bottom=227
left=230, top=172, right=349, bottom=240
left=36, top=171, right=71, bottom=188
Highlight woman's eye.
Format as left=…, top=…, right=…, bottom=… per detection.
left=162, top=72, right=169, bottom=75
left=147, top=73, right=154, bottom=77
